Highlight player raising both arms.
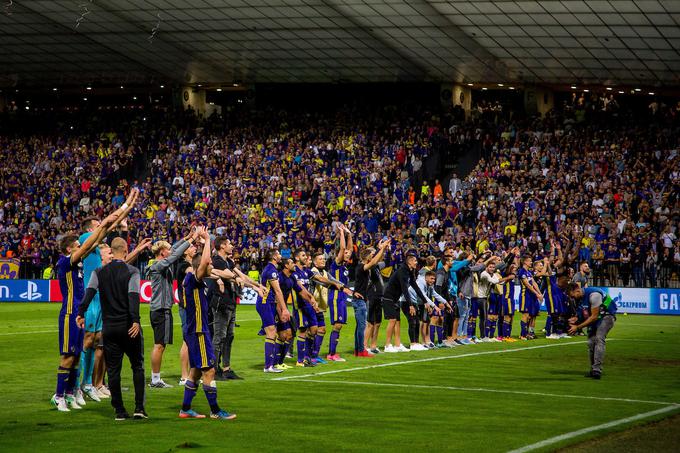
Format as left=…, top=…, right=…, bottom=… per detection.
left=179, top=227, right=236, bottom=420
left=51, top=209, right=120, bottom=412
left=307, top=251, right=357, bottom=363
left=326, top=224, right=353, bottom=362
left=79, top=188, right=139, bottom=402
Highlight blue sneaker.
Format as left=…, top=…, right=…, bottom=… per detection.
left=210, top=410, right=236, bottom=420
left=179, top=409, right=206, bottom=419
left=461, top=338, right=473, bottom=345
left=314, top=357, right=328, bottom=364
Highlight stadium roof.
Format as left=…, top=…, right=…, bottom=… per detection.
left=1, top=0, right=679, bottom=88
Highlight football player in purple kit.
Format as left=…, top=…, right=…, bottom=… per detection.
left=293, top=249, right=358, bottom=365
left=292, top=250, right=319, bottom=367
left=518, top=255, right=544, bottom=340
left=500, top=262, right=518, bottom=342
left=51, top=210, right=119, bottom=412
left=327, top=224, right=353, bottom=362
left=277, top=256, right=319, bottom=367
left=179, top=226, right=236, bottom=420
left=256, top=249, right=292, bottom=373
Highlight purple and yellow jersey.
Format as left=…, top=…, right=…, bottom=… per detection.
left=293, top=266, right=313, bottom=291
left=541, top=273, right=563, bottom=313
left=328, top=260, right=349, bottom=305
left=502, top=277, right=515, bottom=313
left=518, top=267, right=536, bottom=309
left=289, top=266, right=312, bottom=310
left=279, top=273, right=304, bottom=305
left=261, top=263, right=279, bottom=305
left=183, top=272, right=210, bottom=335
left=57, top=255, right=84, bottom=315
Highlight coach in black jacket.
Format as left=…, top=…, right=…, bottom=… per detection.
left=78, top=237, right=146, bottom=421
left=382, top=251, right=428, bottom=352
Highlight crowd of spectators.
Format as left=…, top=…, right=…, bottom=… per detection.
left=0, top=93, right=678, bottom=288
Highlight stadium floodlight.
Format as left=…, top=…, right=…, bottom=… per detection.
left=497, top=83, right=504, bottom=87
left=216, top=88, right=223, bottom=92
left=606, top=87, right=612, bottom=91
left=571, top=85, right=577, bottom=89
left=467, top=83, right=473, bottom=86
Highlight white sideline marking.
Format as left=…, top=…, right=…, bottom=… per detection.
left=506, top=405, right=680, bottom=453
left=273, top=341, right=587, bottom=381
left=289, top=379, right=677, bottom=406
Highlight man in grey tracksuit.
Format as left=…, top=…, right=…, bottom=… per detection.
left=457, top=253, right=494, bottom=343
left=148, top=231, right=194, bottom=388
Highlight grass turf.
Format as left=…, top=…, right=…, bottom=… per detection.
left=0, top=303, right=678, bottom=452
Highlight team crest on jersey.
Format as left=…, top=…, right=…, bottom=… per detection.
left=272, top=272, right=278, bottom=279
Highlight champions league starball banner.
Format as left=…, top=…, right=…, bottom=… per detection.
left=0, top=280, right=678, bottom=313
left=0, top=279, right=258, bottom=305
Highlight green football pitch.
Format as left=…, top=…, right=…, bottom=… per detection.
left=0, top=303, right=678, bottom=452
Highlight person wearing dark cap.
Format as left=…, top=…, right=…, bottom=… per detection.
left=382, top=250, right=429, bottom=353
left=77, top=237, right=146, bottom=421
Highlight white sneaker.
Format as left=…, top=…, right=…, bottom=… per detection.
left=264, top=366, right=283, bottom=373
left=409, top=344, right=427, bottom=351
left=383, top=344, right=397, bottom=353
left=51, top=394, right=70, bottom=412
left=97, top=385, right=111, bottom=398
left=65, top=394, right=82, bottom=409
left=490, top=337, right=502, bottom=343
left=558, top=333, right=571, bottom=339
left=96, top=386, right=111, bottom=398
left=149, top=379, right=173, bottom=388
left=396, top=344, right=410, bottom=352
left=546, top=334, right=560, bottom=339
left=83, top=385, right=101, bottom=402
left=75, top=389, right=87, bottom=406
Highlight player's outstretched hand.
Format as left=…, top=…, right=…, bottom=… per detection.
left=128, top=322, right=141, bottom=338
left=101, top=211, right=120, bottom=227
